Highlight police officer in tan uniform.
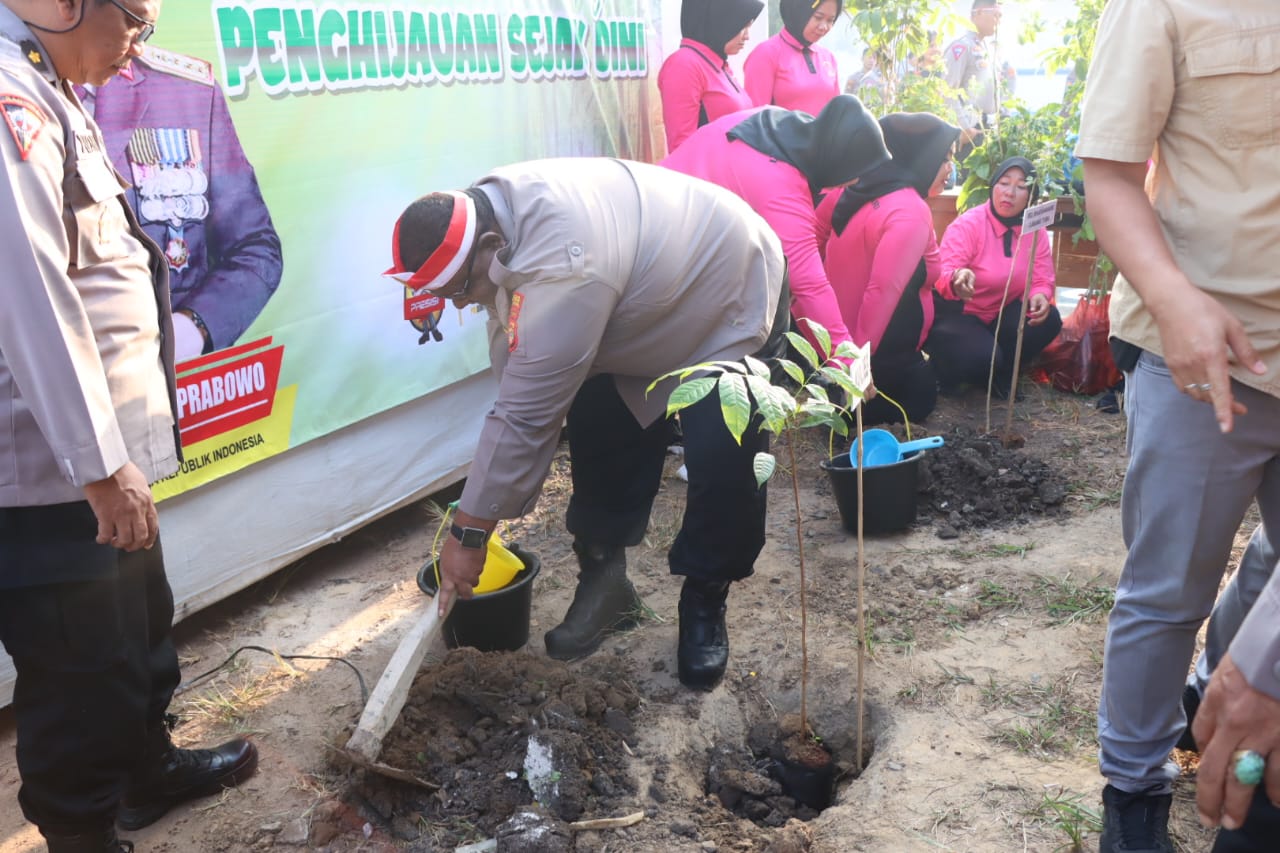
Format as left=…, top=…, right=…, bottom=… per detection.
left=386, top=158, right=788, bottom=692
left=0, top=2, right=256, bottom=850
left=944, top=0, right=1002, bottom=144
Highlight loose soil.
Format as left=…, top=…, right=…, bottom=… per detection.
left=0, top=383, right=1253, bottom=852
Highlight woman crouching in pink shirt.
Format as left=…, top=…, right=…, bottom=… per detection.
left=661, top=95, right=890, bottom=361
left=658, top=0, right=763, bottom=153
left=926, top=156, right=1062, bottom=398
left=815, top=112, right=961, bottom=424
left=744, top=0, right=841, bottom=115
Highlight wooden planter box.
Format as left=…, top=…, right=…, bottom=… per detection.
left=926, top=193, right=1100, bottom=290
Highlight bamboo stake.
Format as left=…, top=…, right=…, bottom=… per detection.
left=789, top=429, right=808, bottom=735
left=985, top=231, right=1026, bottom=433
left=1003, top=230, right=1040, bottom=438
left=854, top=405, right=867, bottom=771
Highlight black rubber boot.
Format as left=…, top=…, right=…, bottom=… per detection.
left=544, top=542, right=643, bottom=661
left=42, top=827, right=133, bottom=852
left=677, top=578, right=730, bottom=690
left=117, top=719, right=258, bottom=831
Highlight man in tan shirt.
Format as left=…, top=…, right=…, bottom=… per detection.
left=1076, top=1, right=1280, bottom=849
left=0, top=2, right=256, bottom=850
left=387, top=158, right=787, bottom=691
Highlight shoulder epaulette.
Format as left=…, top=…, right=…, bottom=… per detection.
left=137, top=46, right=214, bottom=87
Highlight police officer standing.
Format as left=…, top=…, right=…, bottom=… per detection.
left=0, top=2, right=257, bottom=851
left=944, top=0, right=1004, bottom=146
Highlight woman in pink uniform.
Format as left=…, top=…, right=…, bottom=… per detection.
left=743, top=0, right=841, bottom=115
left=658, top=0, right=764, bottom=152
left=661, top=95, right=890, bottom=360
left=926, top=156, right=1062, bottom=398
left=816, top=112, right=961, bottom=424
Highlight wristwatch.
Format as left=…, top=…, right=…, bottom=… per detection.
left=449, top=523, right=491, bottom=550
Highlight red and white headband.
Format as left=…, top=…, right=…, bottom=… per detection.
left=384, top=191, right=477, bottom=292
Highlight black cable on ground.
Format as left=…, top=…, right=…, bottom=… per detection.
left=174, top=644, right=369, bottom=706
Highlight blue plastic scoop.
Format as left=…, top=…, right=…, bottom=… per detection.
left=848, top=429, right=945, bottom=467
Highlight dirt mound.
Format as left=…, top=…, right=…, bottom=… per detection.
left=354, top=648, right=641, bottom=846
left=919, top=426, right=1069, bottom=535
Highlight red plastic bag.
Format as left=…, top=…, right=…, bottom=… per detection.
left=1032, top=293, right=1122, bottom=395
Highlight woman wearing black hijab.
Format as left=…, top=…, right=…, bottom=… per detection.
left=658, top=0, right=764, bottom=151
left=662, top=95, right=890, bottom=361
left=743, top=0, right=842, bottom=114
left=816, top=112, right=961, bottom=424
left=926, top=156, right=1063, bottom=397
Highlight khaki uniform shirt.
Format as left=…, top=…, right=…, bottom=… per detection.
left=1076, top=0, right=1280, bottom=401
left=458, top=158, right=785, bottom=520
left=944, top=30, right=998, bottom=127
left=0, top=8, right=180, bottom=506
left=1078, top=0, right=1280, bottom=701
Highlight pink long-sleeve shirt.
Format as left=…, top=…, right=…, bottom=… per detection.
left=661, top=107, right=852, bottom=356
left=935, top=204, right=1055, bottom=324
left=658, top=39, right=755, bottom=153
left=743, top=31, right=839, bottom=115
left=815, top=187, right=940, bottom=352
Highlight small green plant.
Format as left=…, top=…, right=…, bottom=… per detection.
left=1035, top=574, right=1114, bottom=625
left=976, top=578, right=1022, bottom=611
left=1031, top=787, right=1105, bottom=852
left=650, top=321, right=871, bottom=755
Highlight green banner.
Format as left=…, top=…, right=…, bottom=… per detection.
left=111, top=2, right=664, bottom=499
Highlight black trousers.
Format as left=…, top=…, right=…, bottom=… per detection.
left=926, top=296, right=1063, bottom=393
left=564, top=374, right=769, bottom=582
left=863, top=352, right=938, bottom=426
left=0, top=502, right=180, bottom=834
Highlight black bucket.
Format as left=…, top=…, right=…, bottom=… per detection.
left=820, top=450, right=926, bottom=535
left=416, top=545, right=541, bottom=652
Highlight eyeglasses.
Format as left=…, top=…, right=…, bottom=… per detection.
left=108, top=0, right=156, bottom=44
left=439, top=243, right=480, bottom=300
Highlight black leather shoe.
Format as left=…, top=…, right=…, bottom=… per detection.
left=677, top=579, right=730, bottom=690
left=43, top=827, right=133, bottom=853
left=117, top=735, right=258, bottom=831
left=544, top=542, right=642, bottom=660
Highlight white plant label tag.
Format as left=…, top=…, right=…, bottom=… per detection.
left=1021, top=199, right=1058, bottom=234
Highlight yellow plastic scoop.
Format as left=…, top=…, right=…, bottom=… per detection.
left=473, top=531, right=526, bottom=594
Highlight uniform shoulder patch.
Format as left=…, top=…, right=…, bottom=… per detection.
left=951, top=44, right=967, bottom=62
left=137, top=46, right=215, bottom=86
left=0, top=94, right=48, bottom=161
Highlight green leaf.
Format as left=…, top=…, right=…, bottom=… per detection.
left=744, top=375, right=787, bottom=434
left=778, top=358, right=806, bottom=385
left=819, top=365, right=865, bottom=401
left=704, top=360, right=748, bottom=374
left=833, top=339, right=862, bottom=361
left=785, top=331, right=821, bottom=371
left=811, top=323, right=833, bottom=361
left=743, top=354, right=771, bottom=378
left=665, top=376, right=716, bottom=416
left=718, top=373, right=751, bottom=445
left=752, top=452, right=776, bottom=488
left=803, top=383, right=830, bottom=403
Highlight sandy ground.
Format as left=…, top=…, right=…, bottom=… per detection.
left=0, top=385, right=1250, bottom=852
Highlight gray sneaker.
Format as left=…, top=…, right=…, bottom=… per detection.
left=1099, top=784, right=1173, bottom=853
